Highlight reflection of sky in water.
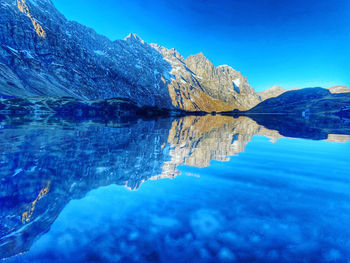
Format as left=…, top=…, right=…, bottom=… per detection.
left=7, top=135, right=350, bottom=263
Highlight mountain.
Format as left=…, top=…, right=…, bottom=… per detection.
left=248, top=87, right=350, bottom=115
left=0, top=0, right=260, bottom=112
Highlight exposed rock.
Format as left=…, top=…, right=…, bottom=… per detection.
left=258, top=85, right=298, bottom=101
left=150, top=44, right=235, bottom=112
left=185, top=53, right=260, bottom=110
left=328, top=85, right=350, bottom=94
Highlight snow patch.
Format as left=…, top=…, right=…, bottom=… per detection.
left=233, top=82, right=240, bottom=94
left=233, top=78, right=241, bottom=87
left=233, top=78, right=241, bottom=94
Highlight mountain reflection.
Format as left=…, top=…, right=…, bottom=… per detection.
left=0, top=114, right=349, bottom=259
left=153, top=116, right=283, bottom=180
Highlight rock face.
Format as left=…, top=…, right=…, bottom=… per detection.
left=185, top=54, right=260, bottom=110
left=0, top=0, right=260, bottom=112
left=152, top=44, right=260, bottom=111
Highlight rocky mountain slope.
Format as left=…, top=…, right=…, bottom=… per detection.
left=0, top=0, right=260, bottom=112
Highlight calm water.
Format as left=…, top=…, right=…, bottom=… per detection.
left=0, top=115, right=350, bottom=262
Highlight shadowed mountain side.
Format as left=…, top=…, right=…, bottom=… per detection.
left=247, top=88, right=350, bottom=115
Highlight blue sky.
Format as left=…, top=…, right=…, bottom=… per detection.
left=52, top=0, right=349, bottom=91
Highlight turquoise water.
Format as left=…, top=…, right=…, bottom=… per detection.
left=1, top=116, right=350, bottom=262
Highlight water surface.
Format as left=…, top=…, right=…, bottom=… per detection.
left=0, top=115, right=350, bottom=262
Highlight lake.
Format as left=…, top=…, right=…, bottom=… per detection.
left=0, top=115, right=350, bottom=262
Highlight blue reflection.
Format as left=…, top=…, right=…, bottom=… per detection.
left=1, top=116, right=350, bottom=262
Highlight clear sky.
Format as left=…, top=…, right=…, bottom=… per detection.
left=52, top=0, right=349, bottom=91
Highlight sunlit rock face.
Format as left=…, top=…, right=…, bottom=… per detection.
left=185, top=54, right=260, bottom=110
left=152, top=44, right=260, bottom=111
left=150, top=44, right=235, bottom=112
left=16, top=0, right=46, bottom=38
